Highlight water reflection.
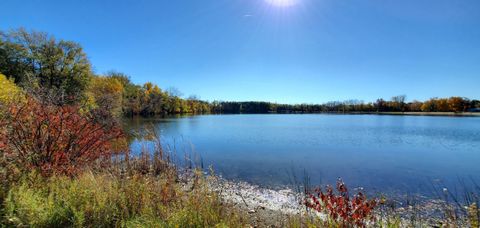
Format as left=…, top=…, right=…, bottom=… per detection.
left=125, top=114, right=480, bottom=197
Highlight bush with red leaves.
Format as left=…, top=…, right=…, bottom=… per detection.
left=305, top=179, right=378, bottom=227
left=0, top=98, right=125, bottom=176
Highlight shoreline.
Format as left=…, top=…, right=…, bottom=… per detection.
left=178, top=171, right=466, bottom=226
left=127, top=111, right=480, bottom=119
left=272, top=111, right=480, bottom=117
left=179, top=171, right=304, bottom=215
left=205, top=175, right=308, bottom=226
left=209, top=176, right=303, bottom=215
left=350, top=111, right=480, bottom=117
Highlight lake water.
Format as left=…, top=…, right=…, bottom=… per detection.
left=126, top=114, right=480, bottom=197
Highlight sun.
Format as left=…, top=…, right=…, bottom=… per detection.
left=265, top=0, right=298, bottom=7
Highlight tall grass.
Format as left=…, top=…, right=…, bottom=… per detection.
left=3, top=169, right=246, bottom=227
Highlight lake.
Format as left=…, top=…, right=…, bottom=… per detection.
left=126, top=114, right=480, bottom=198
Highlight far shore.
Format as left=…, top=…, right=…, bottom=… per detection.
left=214, top=111, right=480, bottom=117
left=269, top=111, right=480, bottom=117
left=350, top=111, right=480, bottom=117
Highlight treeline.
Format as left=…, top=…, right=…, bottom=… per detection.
left=1, top=28, right=478, bottom=117
left=0, top=28, right=210, bottom=119
left=211, top=96, right=479, bottom=114
left=106, top=73, right=211, bottom=116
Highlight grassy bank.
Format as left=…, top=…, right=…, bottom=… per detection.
left=2, top=155, right=479, bottom=227
left=1, top=158, right=247, bottom=227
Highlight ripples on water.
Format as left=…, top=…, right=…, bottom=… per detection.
left=126, top=114, right=480, bottom=198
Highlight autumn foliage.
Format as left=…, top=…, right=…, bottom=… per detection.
left=305, top=179, right=378, bottom=227
left=0, top=97, right=124, bottom=176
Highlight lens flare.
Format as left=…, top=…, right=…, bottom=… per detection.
left=265, top=0, right=298, bottom=7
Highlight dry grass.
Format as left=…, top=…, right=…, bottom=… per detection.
left=3, top=169, right=246, bottom=227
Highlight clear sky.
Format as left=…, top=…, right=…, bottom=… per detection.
left=1, top=0, right=479, bottom=103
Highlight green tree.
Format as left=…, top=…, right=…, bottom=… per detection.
left=0, top=28, right=92, bottom=103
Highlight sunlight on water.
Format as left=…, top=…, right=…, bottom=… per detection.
left=127, top=114, right=480, bottom=198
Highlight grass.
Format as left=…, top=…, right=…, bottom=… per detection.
left=2, top=170, right=246, bottom=227
left=3, top=168, right=480, bottom=227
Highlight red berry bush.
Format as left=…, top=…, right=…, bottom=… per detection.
left=0, top=98, right=124, bottom=176
left=305, top=179, right=378, bottom=227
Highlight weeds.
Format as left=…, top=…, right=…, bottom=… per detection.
left=3, top=168, right=245, bottom=227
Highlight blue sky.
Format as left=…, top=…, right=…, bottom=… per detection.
left=1, top=0, right=479, bottom=103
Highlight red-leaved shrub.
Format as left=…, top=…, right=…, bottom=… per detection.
left=0, top=98, right=124, bottom=176
left=305, top=179, right=378, bottom=227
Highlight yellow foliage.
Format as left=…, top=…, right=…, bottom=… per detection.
left=90, top=76, right=124, bottom=94
left=0, top=73, right=24, bottom=106
left=469, top=203, right=479, bottom=228
left=79, top=92, right=98, bottom=114
left=143, top=82, right=162, bottom=97
left=87, top=76, right=124, bottom=117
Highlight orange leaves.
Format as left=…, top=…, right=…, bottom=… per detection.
left=448, top=97, right=468, bottom=113
left=0, top=98, right=125, bottom=176
left=421, top=97, right=470, bottom=112
left=305, top=179, right=378, bottom=227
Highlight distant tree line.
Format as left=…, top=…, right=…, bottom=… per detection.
left=1, top=28, right=478, bottom=118
left=210, top=96, right=479, bottom=114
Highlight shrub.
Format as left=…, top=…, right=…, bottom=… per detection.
left=0, top=97, right=124, bottom=176
left=305, top=179, right=378, bottom=227
left=0, top=73, right=25, bottom=210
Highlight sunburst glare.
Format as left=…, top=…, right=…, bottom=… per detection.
left=265, top=0, right=299, bottom=7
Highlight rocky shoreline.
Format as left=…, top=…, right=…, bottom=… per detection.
left=179, top=170, right=471, bottom=227
left=209, top=176, right=304, bottom=215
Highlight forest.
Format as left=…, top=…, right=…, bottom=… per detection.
left=212, top=97, right=479, bottom=114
